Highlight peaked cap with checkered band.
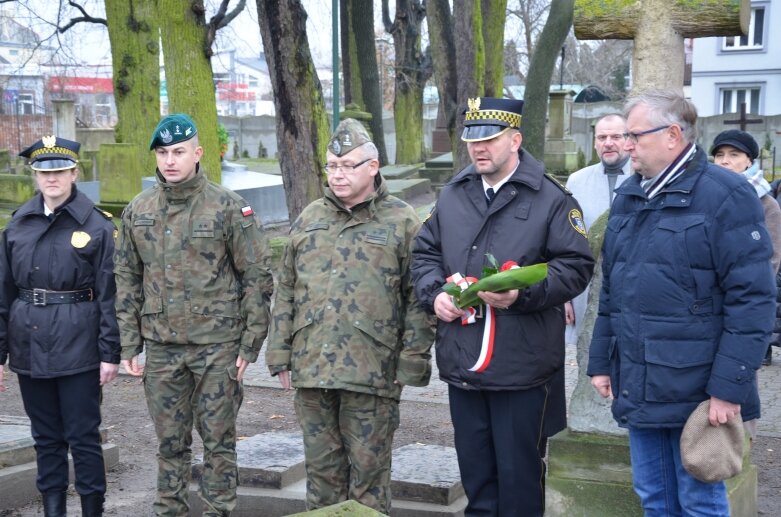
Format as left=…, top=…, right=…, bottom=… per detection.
left=461, top=97, right=524, bottom=142
left=19, top=135, right=80, bottom=171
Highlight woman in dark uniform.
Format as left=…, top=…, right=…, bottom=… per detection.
left=0, top=136, right=120, bottom=516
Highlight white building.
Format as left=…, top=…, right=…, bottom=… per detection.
left=691, top=0, right=781, bottom=116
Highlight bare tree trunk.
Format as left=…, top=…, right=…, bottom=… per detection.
left=340, top=0, right=359, bottom=106
left=256, top=0, right=328, bottom=222
left=523, top=0, right=574, bottom=160
left=158, top=0, right=221, bottom=182
left=481, top=0, right=507, bottom=97
left=350, top=0, right=389, bottom=165
left=453, top=0, right=484, bottom=170
left=384, top=0, right=432, bottom=164
left=425, top=0, right=458, bottom=157
left=104, top=0, right=159, bottom=175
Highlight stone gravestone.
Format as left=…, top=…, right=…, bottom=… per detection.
left=188, top=432, right=466, bottom=516
left=98, top=143, right=145, bottom=214
left=547, top=2, right=758, bottom=515
left=544, top=89, right=579, bottom=173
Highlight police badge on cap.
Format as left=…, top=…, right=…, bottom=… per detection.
left=19, top=135, right=80, bottom=171
left=462, top=97, right=524, bottom=142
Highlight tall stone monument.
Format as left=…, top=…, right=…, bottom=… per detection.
left=546, top=1, right=756, bottom=515
left=544, top=89, right=579, bottom=173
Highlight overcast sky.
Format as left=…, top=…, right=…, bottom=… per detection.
left=8, top=0, right=384, bottom=71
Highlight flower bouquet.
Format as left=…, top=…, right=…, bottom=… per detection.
left=442, top=254, right=547, bottom=309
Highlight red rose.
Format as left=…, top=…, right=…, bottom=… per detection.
left=500, top=260, right=519, bottom=272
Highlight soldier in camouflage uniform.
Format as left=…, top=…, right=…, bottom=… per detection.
left=266, top=119, right=435, bottom=513
left=114, top=113, right=273, bottom=516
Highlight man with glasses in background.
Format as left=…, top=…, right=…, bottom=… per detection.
left=266, top=118, right=435, bottom=513
left=564, top=114, right=632, bottom=344
left=588, top=89, right=775, bottom=515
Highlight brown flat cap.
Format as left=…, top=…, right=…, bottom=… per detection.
left=680, top=400, right=744, bottom=483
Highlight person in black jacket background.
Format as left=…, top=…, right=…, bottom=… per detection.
left=0, top=136, right=120, bottom=516
left=412, top=98, right=594, bottom=516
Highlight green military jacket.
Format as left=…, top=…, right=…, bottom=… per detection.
left=266, top=178, right=435, bottom=400
left=114, top=168, right=273, bottom=362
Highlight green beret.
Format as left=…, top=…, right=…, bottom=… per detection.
left=149, top=113, right=198, bottom=150
left=327, top=118, right=372, bottom=157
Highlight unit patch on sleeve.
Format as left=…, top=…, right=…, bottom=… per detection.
left=568, top=209, right=587, bottom=237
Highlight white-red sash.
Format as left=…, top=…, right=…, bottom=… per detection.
left=445, top=273, right=495, bottom=372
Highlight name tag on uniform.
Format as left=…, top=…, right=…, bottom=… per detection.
left=134, top=218, right=155, bottom=226
left=305, top=223, right=329, bottom=232
left=365, top=228, right=389, bottom=245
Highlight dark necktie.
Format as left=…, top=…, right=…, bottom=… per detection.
left=486, top=187, right=495, bottom=206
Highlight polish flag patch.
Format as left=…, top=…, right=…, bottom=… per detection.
left=241, top=205, right=254, bottom=217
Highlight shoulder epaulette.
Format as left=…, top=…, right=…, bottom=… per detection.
left=544, top=173, right=572, bottom=195
left=94, top=207, right=114, bottom=220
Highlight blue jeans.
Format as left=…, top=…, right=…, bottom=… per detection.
left=628, top=428, right=729, bottom=517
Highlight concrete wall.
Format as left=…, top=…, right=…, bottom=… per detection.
left=219, top=114, right=438, bottom=166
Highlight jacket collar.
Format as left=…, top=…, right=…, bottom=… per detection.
left=156, top=164, right=207, bottom=202
left=616, top=146, right=709, bottom=200
left=15, top=187, right=94, bottom=225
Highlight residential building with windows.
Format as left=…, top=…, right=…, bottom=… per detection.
left=690, top=0, right=780, bottom=116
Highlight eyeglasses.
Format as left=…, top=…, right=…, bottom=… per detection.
left=323, top=158, right=372, bottom=175
left=622, top=125, right=671, bottom=143
left=595, top=134, right=626, bottom=143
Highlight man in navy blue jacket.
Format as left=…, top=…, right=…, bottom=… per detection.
left=588, top=89, right=775, bottom=516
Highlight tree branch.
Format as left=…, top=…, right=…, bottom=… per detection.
left=58, top=1, right=107, bottom=33
left=206, top=0, right=246, bottom=52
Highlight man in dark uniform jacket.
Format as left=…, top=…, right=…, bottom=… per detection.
left=412, top=97, right=594, bottom=516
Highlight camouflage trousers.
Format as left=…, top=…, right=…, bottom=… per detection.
left=294, top=388, right=400, bottom=514
left=144, top=341, right=243, bottom=517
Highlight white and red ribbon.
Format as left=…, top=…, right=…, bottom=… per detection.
left=445, top=272, right=495, bottom=372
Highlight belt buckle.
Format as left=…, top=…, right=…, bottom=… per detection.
left=32, top=288, right=47, bottom=306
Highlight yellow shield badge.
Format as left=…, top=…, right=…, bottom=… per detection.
left=71, top=231, right=91, bottom=248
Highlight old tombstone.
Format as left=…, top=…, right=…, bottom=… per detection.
left=98, top=143, right=146, bottom=213
left=724, top=102, right=764, bottom=131
left=52, top=99, right=76, bottom=141
left=574, top=0, right=749, bottom=92
left=547, top=2, right=758, bottom=514
left=0, top=415, right=119, bottom=511
left=188, top=432, right=466, bottom=516
left=544, top=89, right=579, bottom=173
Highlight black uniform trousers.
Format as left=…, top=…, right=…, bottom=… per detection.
left=17, top=369, right=105, bottom=495
left=448, top=383, right=550, bottom=517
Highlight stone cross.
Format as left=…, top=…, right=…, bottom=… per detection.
left=574, top=0, right=749, bottom=91
left=724, top=102, right=763, bottom=131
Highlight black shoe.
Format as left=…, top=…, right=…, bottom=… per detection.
left=80, top=493, right=104, bottom=517
left=763, top=346, right=773, bottom=366
left=42, top=491, right=67, bottom=517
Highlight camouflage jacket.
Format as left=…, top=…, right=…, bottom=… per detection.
left=266, top=178, right=434, bottom=400
left=114, top=168, right=273, bottom=362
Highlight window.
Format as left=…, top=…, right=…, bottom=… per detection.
left=17, top=92, right=34, bottom=114
left=723, top=6, right=765, bottom=50
left=720, top=87, right=761, bottom=114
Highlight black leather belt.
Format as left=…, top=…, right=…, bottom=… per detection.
left=18, top=288, right=94, bottom=306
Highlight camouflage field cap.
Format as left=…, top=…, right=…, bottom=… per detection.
left=327, top=118, right=372, bottom=157
left=462, top=97, right=524, bottom=142
left=19, top=135, right=80, bottom=171
left=149, top=113, right=198, bottom=149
